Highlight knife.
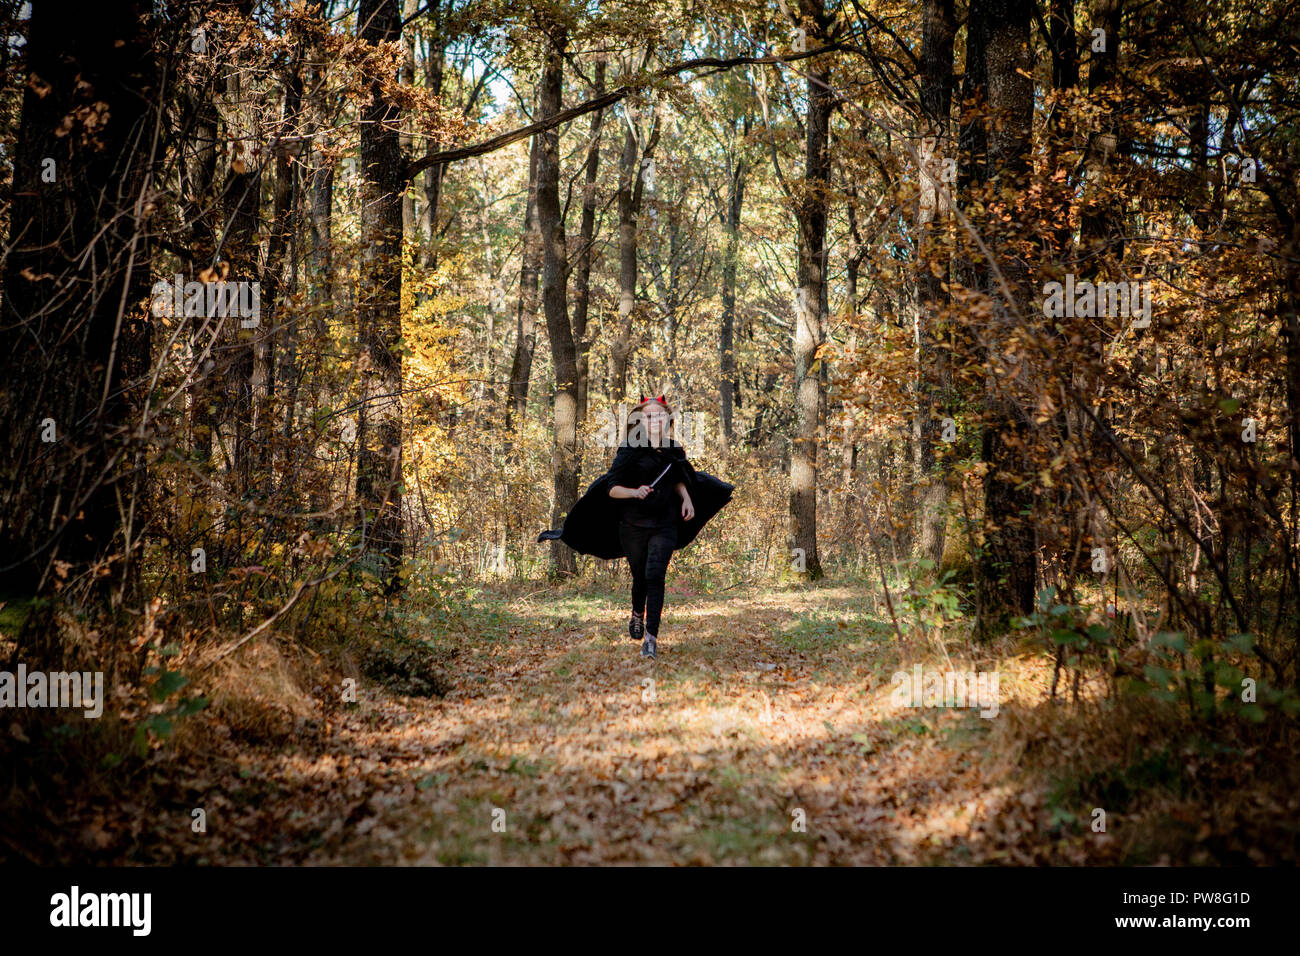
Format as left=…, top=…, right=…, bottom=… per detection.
left=647, top=463, right=673, bottom=490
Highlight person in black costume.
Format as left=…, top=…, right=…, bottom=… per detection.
left=538, top=395, right=733, bottom=659
left=607, top=397, right=690, bottom=659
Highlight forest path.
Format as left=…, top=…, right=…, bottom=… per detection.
left=305, top=583, right=1020, bottom=865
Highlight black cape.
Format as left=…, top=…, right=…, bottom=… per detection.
left=537, top=442, right=734, bottom=560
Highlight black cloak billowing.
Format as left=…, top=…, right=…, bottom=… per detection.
left=537, top=442, right=733, bottom=560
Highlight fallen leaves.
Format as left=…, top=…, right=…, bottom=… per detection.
left=16, top=584, right=1271, bottom=867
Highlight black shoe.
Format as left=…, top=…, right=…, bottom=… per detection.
left=629, top=615, right=644, bottom=642
left=641, top=634, right=657, bottom=659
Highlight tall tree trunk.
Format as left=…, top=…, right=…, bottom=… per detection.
left=610, top=98, right=659, bottom=399
left=1083, top=0, right=1125, bottom=570
left=305, top=62, right=335, bottom=512
left=958, top=0, right=991, bottom=194
left=789, top=0, right=832, bottom=581
left=400, top=0, right=419, bottom=243
left=1081, top=0, right=1124, bottom=265
left=720, top=136, right=747, bottom=450
left=506, top=132, right=542, bottom=428
left=844, top=190, right=865, bottom=505
left=181, top=25, right=221, bottom=466
left=975, top=0, right=1037, bottom=630
left=536, top=28, right=580, bottom=576
left=306, top=57, right=334, bottom=317
left=421, top=18, right=447, bottom=270
left=0, top=0, right=157, bottom=599
left=252, top=60, right=302, bottom=495
left=571, top=59, right=606, bottom=423
left=647, top=206, right=683, bottom=393
left=219, top=67, right=262, bottom=498
left=913, top=0, right=957, bottom=570
left=1041, top=0, right=1079, bottom=594
left=356, top=0, right=405, bottom=588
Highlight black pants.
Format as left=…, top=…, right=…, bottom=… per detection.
left=619, top=521, right=676, bottom=636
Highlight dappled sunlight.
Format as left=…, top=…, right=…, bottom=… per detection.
left=294, top=585, right=963, bottom=864
left=273, top=583, right=1151, bottom=865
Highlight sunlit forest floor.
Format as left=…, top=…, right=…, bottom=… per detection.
left=11, top=578, right=1294, bottom=866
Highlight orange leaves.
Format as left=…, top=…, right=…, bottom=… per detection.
left=197, top=262, right=231, bottom=284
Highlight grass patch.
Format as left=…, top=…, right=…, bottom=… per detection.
left=0, top=593, right=41, bottom=641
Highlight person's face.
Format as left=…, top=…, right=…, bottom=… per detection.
left=642, top=402, right=669, bottom=442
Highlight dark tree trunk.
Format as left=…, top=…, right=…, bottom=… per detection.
left=355, top=0, right=405, bottom=587
left=252, top=60, right=302, bottom=494
left=421, top=18, right=447, bottom=270
left=720, top=132, right=747, bottom=449
left=914, top=0, right=957, bottom=571
left=789, top=0, right=832, bottom=581
left=307, top=55, right=334, bottom=317
left=958, top=0, right=991, bottom=193
left=400, top=0, right=419, bottom=243
left=610, top=101, right=659, bottom=400
left=180, top=26, right=221, bottom=465
left=1040, top=0, right=1080, bottom=594
left=0, top=0, right=157, bottom=599
left=506, top=132, right=542, bottom=428
left=1081, top=0, right=1125, bottom=265
left=536, top=28, right=580, bottom=576
left=218, top=66, right=262, bottom=497
left=571, top=60, right=606, bottom=423
left=975, top=0, right=1037, bottom=630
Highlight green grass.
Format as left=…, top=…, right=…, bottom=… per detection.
left=0, top=592, right=41, bottom=638
left=681, top=809, right=801, bottom=863
left=773, top=597, right=890, bottom=653
left=1047, top=745, right=1186, bottom=816
left=878, top=714, right=936, bottom=738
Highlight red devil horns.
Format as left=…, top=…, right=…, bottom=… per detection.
left=638, top=394, right=666, bottom=404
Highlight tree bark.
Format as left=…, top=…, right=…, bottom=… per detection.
left=420, top=21, right=447, bottom=269
left=610, top=94, right=660, bottom=399
left=1081, top=0, right=1124, bottom=265
left=975, top=0, right=1037, bottom=630
left=536, top=28, right=580, bottom=576
left=252, top=59, right=302, bottom=495
left=720, top=121, right=748, bottom=449
left=219, top=66, right=262, bottom=497
left=571, top=60, right=607, bottom=423
left=914, top=0, right=957, bottom=570
left=180, top=22, right=221, bottom=466
left=789, top=0, right=832, bottom=581
left=356, top=0, right=405, bottom=588
left=506, top=132, right=542, bottom=428
left=0, top=0, right=157, bottom=598
left=400, top=0, right=419, bottom=243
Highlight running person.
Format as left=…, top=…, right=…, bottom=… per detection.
left=537, top=394, right=733, bottom=660
left=606, top=397, right=693, bottom=658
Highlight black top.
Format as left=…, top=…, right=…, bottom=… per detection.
left=537, top=446, right=734, bottom=560
left=611, top=443, right=684, bottom=528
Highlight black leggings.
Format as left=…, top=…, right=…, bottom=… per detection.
left=619, top=522, right=676, bottom=636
